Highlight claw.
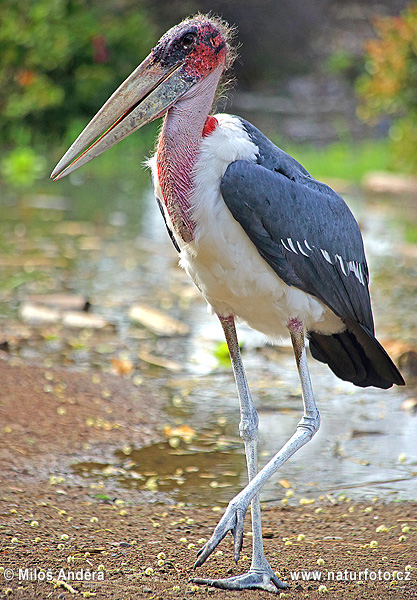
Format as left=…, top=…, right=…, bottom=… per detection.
left=194, top=528, right=229, bottom=568
left=233, top=508, right=245, bottom=562
left=271, top=572, right=287, bottom=589
left=194, top=500, right=248, bottom=568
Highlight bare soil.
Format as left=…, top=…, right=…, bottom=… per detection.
left=0, top=360, right=416, bottom=599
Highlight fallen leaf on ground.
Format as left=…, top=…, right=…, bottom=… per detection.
left=20, top=303, right=60, bottom=324
left=129, top=304, right=189, bottom=336
left=62, top=312, right=108, bottom=329
left=111, top=358, right=134, bottom=376
left=138, top=350, right=182, bottom=372
left=163, top=425, right=196, bottom=441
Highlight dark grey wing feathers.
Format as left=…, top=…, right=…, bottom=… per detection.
left=219, top=118, right=404, bottom=388
left=220, top=157, right=373, bottom=331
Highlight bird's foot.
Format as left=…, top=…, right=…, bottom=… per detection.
left=193, top=499, right=288, bottom=593
left=194, top=498, right=248, bottom=566
left=191, top=567, right=288, bottom=593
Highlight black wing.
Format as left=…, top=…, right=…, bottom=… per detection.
left=220, top=118, right=404, bottom=389
left=220, top=152, right=372, bottom=330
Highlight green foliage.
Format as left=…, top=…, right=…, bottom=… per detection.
left=325, top=50, right=362, bottom=84
left=357, top=2, right=417, bottom=173
left=0, top=0, right=155, bottom=146
left=214, top=341, right=244, bottom=366
left=214, top=341, right=231, bottom=365
left=0, top=146, right=47, bottom=187
left=281, top=139, right=392, bottom=183
left=326, top=50, right=356, bottom=76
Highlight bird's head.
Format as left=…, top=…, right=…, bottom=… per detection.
left=51, top=14, right=235, bottom=180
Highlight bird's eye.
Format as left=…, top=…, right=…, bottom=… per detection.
left=181, top=33, right=196, bottom=48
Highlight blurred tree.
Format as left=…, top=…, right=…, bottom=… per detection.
left=140, top=0, right=322, bottom=87
left=140, top=0, right=409, bottom=89
left=0, top=0, right=155, bottom=147
left=357, top=2, right=417, bottom=172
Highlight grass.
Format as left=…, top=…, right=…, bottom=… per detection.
left=0, top=131, right=394, bottom=200
left=277, top=138, right=392, bottom=183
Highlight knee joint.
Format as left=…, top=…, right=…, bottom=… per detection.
left=296, top=411, right=320, bottom=438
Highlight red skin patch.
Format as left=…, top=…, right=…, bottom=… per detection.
left=183, top=25, right=226, bottom=80
left=203, top=116, right=218, bottom=137
left=156, top=136, right=196, bottom=243
left=288, top=317, right=303, bottom=331
left=154, top=22, right=225, bottom=243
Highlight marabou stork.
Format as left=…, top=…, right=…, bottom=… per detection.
left=52, top=15, right=405, bottom=593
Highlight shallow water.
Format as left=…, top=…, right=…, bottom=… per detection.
left=0, top=171, right=416, bottom=505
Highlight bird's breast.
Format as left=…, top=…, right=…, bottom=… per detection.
left=152, top=114, right=344, bottom=339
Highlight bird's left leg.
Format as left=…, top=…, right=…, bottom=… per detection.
left=191, top=315, right=287, bottom=592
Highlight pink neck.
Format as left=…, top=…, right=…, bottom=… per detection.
left=156, top=66, right=222, bottom=243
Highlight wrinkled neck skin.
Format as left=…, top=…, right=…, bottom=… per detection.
left=156, top=64, right=223, bottom=243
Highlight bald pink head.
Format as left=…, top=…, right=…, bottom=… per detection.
left=51, top=15, right=235, bottom=183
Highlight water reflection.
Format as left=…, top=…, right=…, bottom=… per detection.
left=0, top=175, right=416, bottom=503
left=74, top=437, right=247, bottom=505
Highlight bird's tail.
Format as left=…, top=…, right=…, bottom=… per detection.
left=308, top=319, right=405, bottom=389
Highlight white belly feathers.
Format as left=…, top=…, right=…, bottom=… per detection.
left=150, top=114, right=344, bottom=341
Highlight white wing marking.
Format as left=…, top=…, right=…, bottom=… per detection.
left=335, top=254, right=348, bottom=276
left=348, top=260, right=365, bottom=285
left=287, top=238, right=298, bottom=254
left=320, top=248, right=333, bottom=264
left=297, top=241, right=309, bottom=256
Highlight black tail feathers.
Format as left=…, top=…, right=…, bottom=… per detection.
left=308, top=319, right=405, bottom=389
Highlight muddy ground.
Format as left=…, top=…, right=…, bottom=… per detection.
left=0, top=360, right=416, bottom=600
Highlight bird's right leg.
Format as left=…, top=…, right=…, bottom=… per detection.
left=192, top=315, right=287, bottom=592
left=194, top=318, right=320, bottom=592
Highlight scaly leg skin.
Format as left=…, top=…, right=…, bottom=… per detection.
left=192, top=317, right=320, bottom=593
left=191, top=316, right=288, bottom=592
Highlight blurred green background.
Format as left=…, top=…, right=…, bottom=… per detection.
left=0, top=1, right=416, bottom=505
left=0, top=0, right=416, bottom=189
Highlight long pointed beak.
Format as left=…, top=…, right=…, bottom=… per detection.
left=51, top=54, right=193, bottom=180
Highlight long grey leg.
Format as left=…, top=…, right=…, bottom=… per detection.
left=219, top=315, right=264, bottom=566
left=288, top=319, right=318, bottom=426
left=194, top=318, right=320, bottom=586
left=192, top=316, right=287, bottom=592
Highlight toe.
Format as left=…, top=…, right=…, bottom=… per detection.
left=194, top=527, right=229, bottom=567
left=271, top=572, right=289, bottom=590
left=190, top=571, right=288, bottom=593
left=195, top=501, right=248, bottom=567
left=233, top=509, right=245, bottom=562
